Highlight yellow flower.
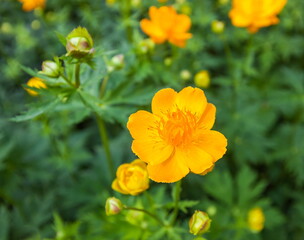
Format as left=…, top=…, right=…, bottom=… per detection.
left=248, top=207, right=265, bottom=232
left=19, top=0, right=46, bottom=12
left=229, top=0, right=287, bottom=33
left=25, top=77, right=47, bottom=96
left=194, top=70, right=210, bottom=88
left=140, top=6, right=192, bottom=47
left=127, top=87, right=227, bottom=183
left=112, top=159, right=149, bottom=195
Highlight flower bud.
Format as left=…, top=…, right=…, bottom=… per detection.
left=180, top=70, right=192, bottom=81
left=25, top=77, right=47, bottom=96
left=248, top=207, right=265, bottom=233
left=131, top=0, right=141, bottom=8
left=105, top=197, right=123, bottom=216
left=112, top=160, right=149, bottom=196
left=39, top=60, right=61, bottom=78
left=194, top=70, right=210, bottom=88
left=137, top=39, right=155, bottom=54
left=107, top=54, right=125, bottom=73
left=66, top=27, right=94, bottom=58
left=211, top=20, right=225, bottom=34
left=164, top=57, right=172, bottom=67
left=189, top=211, right=211, bottom=236
left=218, top=0, right=229, bottom=5
left=106, top=0, right=116, bottom=6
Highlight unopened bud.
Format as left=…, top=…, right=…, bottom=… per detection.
left=248, top=207, right=265, bottom=233
left=25, top=77, right=47, bottom=96
left=66, top=27, right=94, bottom=58
left=211, top=20, right=225, bottom=34
left=164, top=57, right=172, bottom=67
left=180, top=70, right=192, bottom=81
left=131, top=0, right=141, bottom=8
left=189, top=211, right=211, bottom=236
left=194, top=70, right=210, bottom=88
left=105, top=197, right=123, bottom=216
left=218, top=0, right=229, bottom=5
left=137, top=39, right=155, bottom=54
left=39, top=60, right=61, bottom=78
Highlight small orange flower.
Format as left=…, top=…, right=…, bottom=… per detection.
left=25, top=77, right=47, bottom=96
left=112, top=159, right=149, bottom=195
left=127, top=87, right=227, bottom=183
left=19, top=0, right=46, bottom=11
left=140, top=6, right=192, bottom=47
left=229, top=0, right=287, bottom=33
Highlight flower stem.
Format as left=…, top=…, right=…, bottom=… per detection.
left=170, top=180, right=182, bottom=226
left=95, top=114, right=115, bottom=180
left=99, top=75, right=109, bottom=98
left=75, top=63, right=81, bottom=88
left=124, top=207, right=165, bottom=226
left=60, top=74, right=75, bottom=88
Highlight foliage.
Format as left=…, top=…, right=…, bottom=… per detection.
left=1, top=0, right=304, bottom=239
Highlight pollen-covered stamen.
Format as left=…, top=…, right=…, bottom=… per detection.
left=157, top=108, right=199, bottom=146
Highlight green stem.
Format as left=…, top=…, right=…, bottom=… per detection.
left=170, top=180, right=182, bottom=226
left=99, top=75, right=109, bottom=98
left=60, top=74, right=75, bottom=88
left=124, top=207, right=165, bottom=226
left=75, top=63, right=81, bottom=88
left=95, top=114, right=115, bottom=179
left=121, top=0, right=132, bottom=42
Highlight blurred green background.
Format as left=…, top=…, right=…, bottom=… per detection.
left=1, top=0, right=304, bottom=239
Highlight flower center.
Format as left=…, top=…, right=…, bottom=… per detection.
left=158, top=108, right=198, bottom=147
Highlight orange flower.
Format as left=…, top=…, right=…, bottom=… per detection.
left=127, top=87, right=227, bottom=183
left=19, top=0, right=46, bottom=12
left=229, top=0, right=287, bottom=33
left=112, top=159, right=149, bottom=195
left=140, top=6, right=192, bottom=47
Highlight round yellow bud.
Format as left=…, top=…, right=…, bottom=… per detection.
left=211, top=20, right=225, bottom=34
left=25, top=77, right=47, bottom=96
left=112, top=159, right=149, bottom=196
left=189, top=211, right=211, bottom=236
left=248, top=207, right=265, bottom=233
left=194, top=70, right=210, bottom=88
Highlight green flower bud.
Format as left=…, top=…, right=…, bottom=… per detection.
left=66, top=27, right=94, bottom=58
left=137, top=39, right=155, bottom=54
left=189, top=211, right=211, bottom=236
left=180, top=69, right=192, bottom=81
left=105, top=197, right=123, bottom=216
left=39, top=60, right=61, bottom=78
left=107, top=54, right=125, bottom=73
left=211, top=20, right=225, bottom=34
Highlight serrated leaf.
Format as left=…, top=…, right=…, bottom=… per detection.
left=11, top=99, right=60, bottom=122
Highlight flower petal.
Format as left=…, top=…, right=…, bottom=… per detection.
left=140, top=19, right=167, bottom=43
left=131, top=138, right=174, bottom=165
left=147, top=150, right=189, bottom=183
left=183, top=146, right=214, bottom=174
left=196, top=130, right=228, bottom=162
left=198, top=103, right=216, bottom=130
left=127, top=110, right=158, bottom=140
left=176, top=87, right=207, bottom=117
left=112, top=179, right=128, bottom=194
left=152, top=88, right=178, bottom=117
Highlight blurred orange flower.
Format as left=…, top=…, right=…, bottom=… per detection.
left=127, top=87, right=227, bottom=183
left=112, top=159, right=149, bottom=195
left=140, top=6, right=192, bottom=47
left=19, top=0, right=45, bottom=11
left=229, top=0, right=287, bottom=33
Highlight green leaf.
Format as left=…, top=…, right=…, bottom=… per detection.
left=0, top=207, right=9, bottom=240
left=11, top=98, right=60, bottom=122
